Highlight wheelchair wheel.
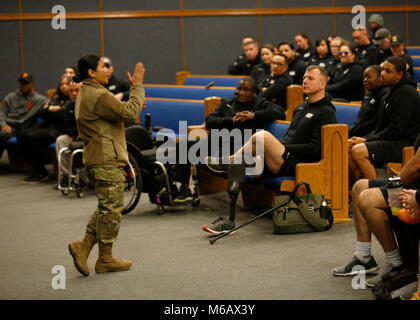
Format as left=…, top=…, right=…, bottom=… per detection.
left=122, top=152, right=142, bottom=215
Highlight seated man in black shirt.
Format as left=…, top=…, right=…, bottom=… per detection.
left=349, top=56, right=420, bottom=183
left=203, top=66, right=337, bottom=234
left=278, top=42, right=307, bottom=85
left=102, top=57, right=130, bottom=101
left=257, top=54, right=293, bottom=111
left=172, top=76, right=285, bottom=202
left=349, top=65, right=388, bottom=138
left=352, top=28, right=379, bottom=70
left=374, top=28, right=392, bottom=65
left=228, top=39, right=262, bottom=76
left=389, top=35, right=414, bottom=78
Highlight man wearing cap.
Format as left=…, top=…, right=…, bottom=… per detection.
left=374, top=28, right=392, bottom=64
left=352, top=28, right=379, bottom=70
left=102, top=57, right=131, bottom=101
left=0, top=73, right=46, bottom=158
left=390, top=35, right=414, bottom=78
left=368, top=14, right=384, bottom=37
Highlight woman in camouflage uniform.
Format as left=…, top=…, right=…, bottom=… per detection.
left=68, top=54, right=145, bottom=276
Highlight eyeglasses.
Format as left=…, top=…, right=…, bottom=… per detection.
left=339, top=51, right=350, bottom=56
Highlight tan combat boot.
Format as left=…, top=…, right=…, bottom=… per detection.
left=95, top=243, right=132, bottom=274
left=68, top=233, right=97, bottom=276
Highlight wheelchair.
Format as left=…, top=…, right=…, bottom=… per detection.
left=124, top=123, right=200, bottom=215
left=57, top=140, right=142, bottom=215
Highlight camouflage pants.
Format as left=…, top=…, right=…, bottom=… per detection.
left=86, top=166, right=125, bottom=245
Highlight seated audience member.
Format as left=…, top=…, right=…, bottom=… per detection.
left=18, top=75, right=72, bottom=181
left=0, top=74, right=46, bottom=159
left=278, top=42, right=307, bottom=85
left=228, top=38, right=262, bottom=76
left=172, top=76, right=285, bottom=202
left=63, top=66, right=77, bottom=78
left=55, top=81, right=82, bottom=182
left=333, top=140, right=420, bottom=293
left=308, top=37, right=335, bottom=75
left=348, top=56, right=420, bottom=183
left=328, top=36, right=344, bottom=76
left=257, top=54, right=293, bottom=110
left=250, top=44, right=276, bottom=86
left=349, top=65, right=388, bottom=138
left=389, top=35, right=414, bottom=78
left=102, top=57, right=131, bottom=101
left=352, top=28, right=379, bottom=70
left=294, top=32, right=314, bottom=64
left=326, top=41, right=364, bottom=102
left=368, top=13, right=385, bottom=38
left=374, top=28, right=392, bottom=65
left=203, top=66, right=337, bottom=233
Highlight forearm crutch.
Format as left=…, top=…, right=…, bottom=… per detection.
left=209, top=197, right=292, bottom=245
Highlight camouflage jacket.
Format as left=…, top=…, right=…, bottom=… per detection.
left=75, top=79, right=145, bottom=167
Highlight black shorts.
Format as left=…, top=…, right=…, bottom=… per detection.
left=365, top=140, right=412, bottom=166
left=369, top=178, right=420, bottom=268
left=260, top=151, right=297, bottom=178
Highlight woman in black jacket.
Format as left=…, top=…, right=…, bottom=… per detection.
left=309, top=38, right=335, bottom=76
left=250, top=44, right=276, bottom=87
left=326, top=41, right=364, bottom=102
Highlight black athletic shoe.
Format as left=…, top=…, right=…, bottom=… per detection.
left=332, top=255, right=379, bottom=276
left=173, top=187, right=193, bottom=203
left=366, top=263, right=405, bottom=288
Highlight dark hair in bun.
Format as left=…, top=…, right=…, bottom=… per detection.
left=76, top=53, right=101, bottom=82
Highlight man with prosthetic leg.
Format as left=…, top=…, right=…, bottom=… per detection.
left=203, top=66, right=337, bottom=235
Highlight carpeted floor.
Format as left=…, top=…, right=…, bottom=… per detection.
left=0, top=152, right=385, bottom=301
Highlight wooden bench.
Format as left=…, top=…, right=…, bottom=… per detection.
left=240, top=121, right=350, bottom=224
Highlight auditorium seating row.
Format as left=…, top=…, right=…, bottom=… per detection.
left=4, top=71, right=417, bottom=224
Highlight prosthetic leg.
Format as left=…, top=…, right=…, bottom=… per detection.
left=226, top=164, right=246, bottom=223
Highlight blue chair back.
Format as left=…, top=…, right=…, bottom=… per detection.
left=144, top=85, right=235, bottom=100
left=264, top=121, right=290, bottom=140
left=140, top=99, right=204, bottom=138
left=407, top=48, right=420, bottom=56
left=183, top=76, right=242, bottom=87
left=333, top=103, right=360, bottom=127
left=413, top=69, right=420, bottom=83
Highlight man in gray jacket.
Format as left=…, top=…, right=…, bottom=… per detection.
left=0, top=73, right=46, bottom=158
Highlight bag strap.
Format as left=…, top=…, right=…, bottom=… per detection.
left=324, top=206, right=334, bottom=230
left=292, top=182, right=312, bottom=205
left=297, top=201, right=328, bottom=231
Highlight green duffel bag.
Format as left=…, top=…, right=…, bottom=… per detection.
left=273, top=182, right=334, bottom=234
